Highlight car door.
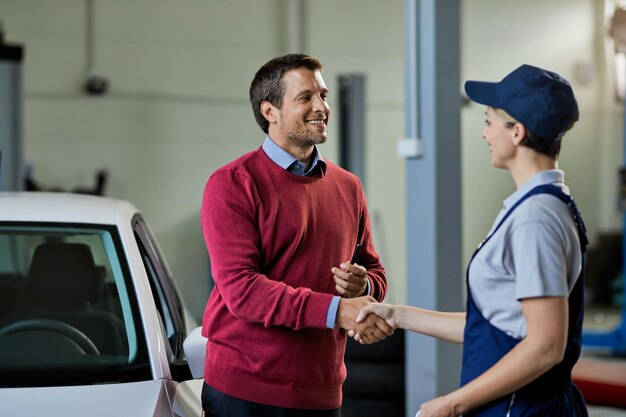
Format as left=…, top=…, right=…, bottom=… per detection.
left=132, top=215, right=188, bottom=371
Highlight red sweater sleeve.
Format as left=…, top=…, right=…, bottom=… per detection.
left=201, top=169, right=332, bottom=330
left=357, top=185, right=387, bottom=302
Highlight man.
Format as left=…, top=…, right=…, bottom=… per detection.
left=200, top=53, right=391, bottom=416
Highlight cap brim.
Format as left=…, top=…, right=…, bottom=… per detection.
left=464, top=80, right=501, bottom=108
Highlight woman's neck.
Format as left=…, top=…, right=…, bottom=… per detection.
left=508, top=149, right=558, bottom=189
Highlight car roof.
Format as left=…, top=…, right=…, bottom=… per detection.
left=0, top=192, right=139, bottom=225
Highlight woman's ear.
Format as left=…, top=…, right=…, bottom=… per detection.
left=512, top=123, right=526, bottom=146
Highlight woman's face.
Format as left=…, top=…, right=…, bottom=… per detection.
left=481, top=107, right=517, bottom=169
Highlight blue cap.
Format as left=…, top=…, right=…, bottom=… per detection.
left=464, top=64, right=579, bottom=141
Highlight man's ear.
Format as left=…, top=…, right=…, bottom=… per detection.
left=261, top=101, right=277, bottom=124
left=512, top=123, right=526, bottom=146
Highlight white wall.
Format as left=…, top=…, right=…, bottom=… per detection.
left=0, top=0, right=621, bottom=318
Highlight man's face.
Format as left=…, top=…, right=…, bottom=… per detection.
left=272, top=68, right=330, bottom=149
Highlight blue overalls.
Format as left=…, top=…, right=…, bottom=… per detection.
left=460, top=184, right=589, bottom=416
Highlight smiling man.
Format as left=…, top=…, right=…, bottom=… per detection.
left=199, top=54, right=391, bottom=417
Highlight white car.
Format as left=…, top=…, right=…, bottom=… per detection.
left=0, top=192, right=207, bottom=417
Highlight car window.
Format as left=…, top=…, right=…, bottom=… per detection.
left=0, top=222, right=152, bottom=387
left=132, top=215, right=186, bottom=358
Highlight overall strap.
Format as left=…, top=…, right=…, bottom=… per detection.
left=481, top=183, right=588, bottom=254
left=462, top=183, right=589, bottom=416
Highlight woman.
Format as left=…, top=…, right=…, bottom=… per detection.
left=354, top=64, right=588, bottom=416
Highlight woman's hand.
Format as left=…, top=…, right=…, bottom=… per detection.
left=415, top=395, right=459, bottom=417
left=356, top=302, right=397, bottom=327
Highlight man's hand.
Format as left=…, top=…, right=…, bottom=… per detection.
left=336, top=296, right=393, bottom=344
left=331, top=262, right=367, bottom=298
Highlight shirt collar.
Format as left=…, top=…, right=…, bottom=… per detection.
left=502, top=169, right=567, bottom=210
left=262, top=136, right=327, bottom=175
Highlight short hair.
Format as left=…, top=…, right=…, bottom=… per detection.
left=249, top=54, right=324, bottom=134
left=492, top=107, right=565, bottom=158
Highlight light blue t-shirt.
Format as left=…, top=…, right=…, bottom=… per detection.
left=468, top=170, right=582, bottom=339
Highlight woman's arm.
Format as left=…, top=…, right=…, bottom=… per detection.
left=354, top=303, right=466, bottom=344
left=417, top=296, right=568, bottom=417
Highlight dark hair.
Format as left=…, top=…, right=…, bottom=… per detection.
left=518, top=129, right=563, bottom=158
left=493, top=107, right=569, bottom=158
left=249, top=54, right=324, bottom=134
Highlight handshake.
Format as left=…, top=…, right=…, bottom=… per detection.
left=336, top=296, right=396, bottom=344
left=332, top=260, right=397, bottom=344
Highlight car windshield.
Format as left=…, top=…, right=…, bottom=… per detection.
left=0, top=222, right=151, bottom=387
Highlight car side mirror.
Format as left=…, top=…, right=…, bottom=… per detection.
left=183, top=327, right=207, bottom=379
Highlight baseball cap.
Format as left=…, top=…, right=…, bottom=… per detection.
left=464, top=64, right=579, bottom=141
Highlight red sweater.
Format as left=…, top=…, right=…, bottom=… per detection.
left=200, top=147, right=386, bottom=409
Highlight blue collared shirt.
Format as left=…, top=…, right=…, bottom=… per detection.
left=261, top=137, right=339, bottom=328
left=468, top=170, right=582, bottom=338
left=262, top=136, right=327, bottom=176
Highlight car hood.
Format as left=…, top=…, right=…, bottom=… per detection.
left=0, top=380, right=176, bottom=417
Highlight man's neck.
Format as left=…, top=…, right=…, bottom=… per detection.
left=269, top=134, right=315, bottom=167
